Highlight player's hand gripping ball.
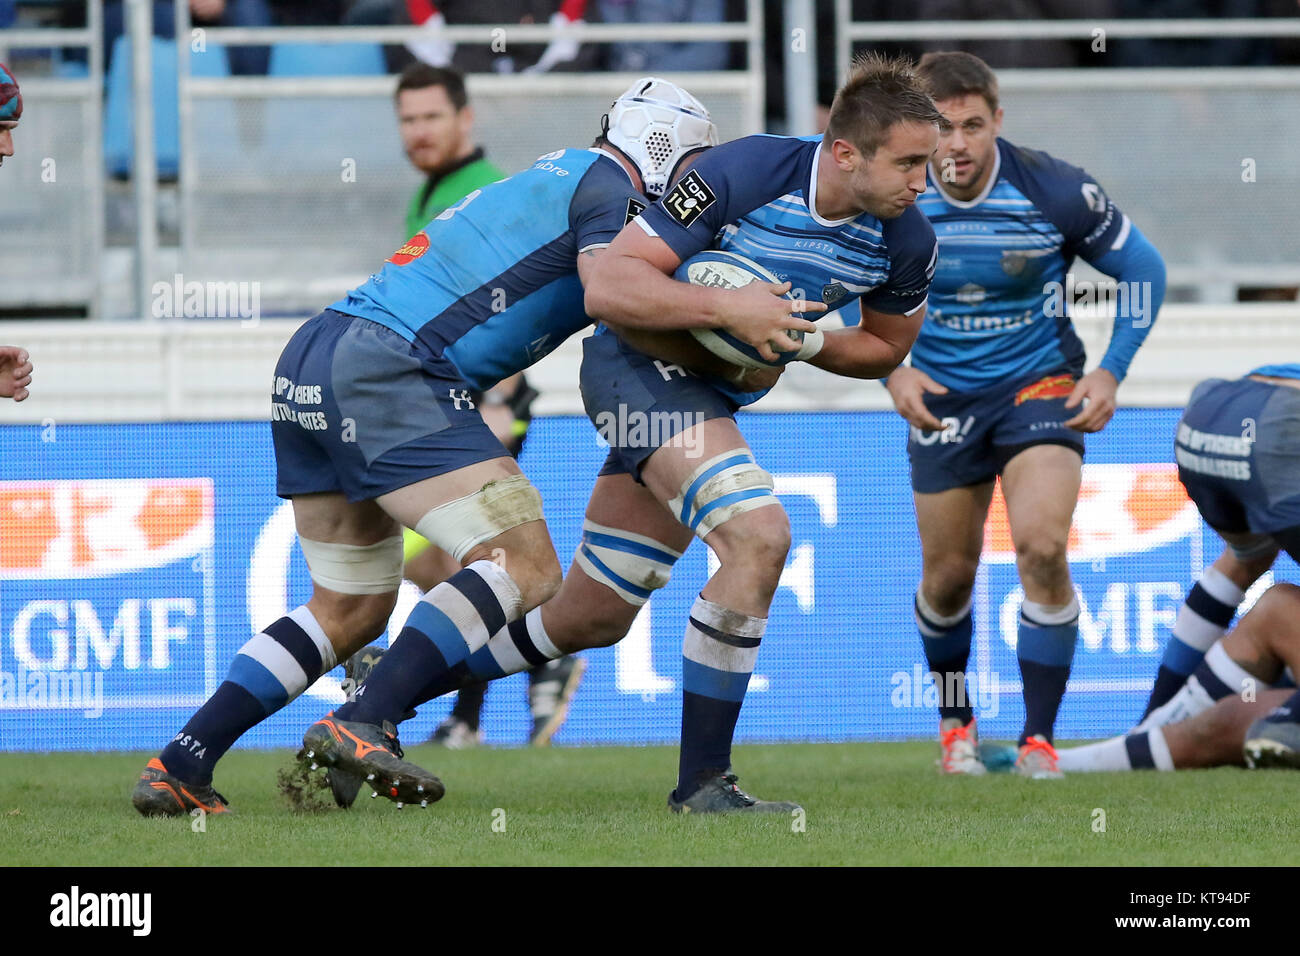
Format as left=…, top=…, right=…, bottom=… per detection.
left=676, top=250, right=824, bottom=370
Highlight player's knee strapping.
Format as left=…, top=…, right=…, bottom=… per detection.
left=413, top=473, right=544, bottom=562
left=667, top=450, right=778, bottom=538
left=336, top=478, right=544, bottom=726
left=574, top=520, right=683, bottom=606
left=298, top=535, right=405, bottom=594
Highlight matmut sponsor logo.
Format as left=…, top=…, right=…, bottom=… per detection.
left=0, top=479, right=214, bottom=578
left=983, top=463, right=1198, bottom=563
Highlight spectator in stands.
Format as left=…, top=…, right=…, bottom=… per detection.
left=97, top=0, right=275, bottom=75
left=395, top=63, right=504, bottom=234
left=346, top=1, right=600, bottom=74
left=599, top=0, right=731, bottom=72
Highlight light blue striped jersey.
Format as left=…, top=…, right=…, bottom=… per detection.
left=636, top=134, right=937, bottom=404
left=331, top=148, right=644, bottom=390
left=913, top=138, right=1136, bottom=391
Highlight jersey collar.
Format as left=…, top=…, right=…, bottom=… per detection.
left=589, top=146, right=639, bottom=188
left=807, top=141, right=858, bottom=227
left=927, top=140, right=1003, bottom=209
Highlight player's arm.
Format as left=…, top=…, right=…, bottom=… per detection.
left=1031, top=161, right=1167, bottom=433
left=582, top=225, right=822, bottom=362
left=808, top=301, right=926, bottom=380
left=1085, top=222, right=1167, bottom=383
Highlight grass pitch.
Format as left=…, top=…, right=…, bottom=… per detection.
left=1, top=742, right=1295, bottom=866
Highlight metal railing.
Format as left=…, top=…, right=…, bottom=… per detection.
left=4, top=303, right=1298, bottom=422
left=151, top=0, right=764, bottom=322
left=0, top=1, right=104, bottom=318
left=834, top=10, right=1300, bottom=79
left=832, top=10, right=1300, bottom=299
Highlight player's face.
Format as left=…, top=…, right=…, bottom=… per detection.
left=931, top=94, right=1002, bottom=200
left=848, top=120, right=938, bottom=219
left=0, top=122, right=15, bottom=167
left=396, top=86, right=472, bottom=175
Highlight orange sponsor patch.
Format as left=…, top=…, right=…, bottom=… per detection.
left=387, top=232, right=430, bottom=266
left=1014, top=373, right=1075, bottom=406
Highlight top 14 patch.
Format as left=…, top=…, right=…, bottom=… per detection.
left=662, top=170, right=716, bottom=227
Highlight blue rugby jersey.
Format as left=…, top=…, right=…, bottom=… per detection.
left=913, top=138, right=1164, bottom=392
left=331, top=148, right=644, bottom=390
left=1251, top=364, right=1300, bottom=379
left=634, top=134, right=937, bottom=405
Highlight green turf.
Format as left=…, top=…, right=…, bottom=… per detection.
left=1, top=742, right=1295, bottom=866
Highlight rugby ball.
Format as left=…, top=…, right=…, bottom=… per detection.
left=675, top=250, right=825, bottom=371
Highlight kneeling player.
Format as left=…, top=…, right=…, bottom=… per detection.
left=1058, top=582, right=1300, bottom=771
left=1136, top=364, right=1300, bottom=723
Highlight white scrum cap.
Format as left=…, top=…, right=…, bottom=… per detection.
left=605, top=77, right=718, bottom=199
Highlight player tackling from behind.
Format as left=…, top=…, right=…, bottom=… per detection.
left=131, top=79, right=808, bottom=815
left=888, top=52, right=1167, bottom=777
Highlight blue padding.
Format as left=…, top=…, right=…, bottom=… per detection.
left=104, top=37, right=230, bottom=178
left=268, top=43, right=385, bottom=77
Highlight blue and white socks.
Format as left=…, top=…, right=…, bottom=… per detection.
left=915, top=590, right=974, bottom=725
left=1056, top=726, right=1174, bottom=772
left=1017, top=597, right=1080, bottom=745
left=674, top=596, right=764, bottom=800
left=160, top=605, right=335, bottom=784
left=1142, top=566, right=1244, bottom=718
left=336, top=559, right=522, bottom=726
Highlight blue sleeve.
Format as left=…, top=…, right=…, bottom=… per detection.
left=1087, top=223, right=1166, bottom=383
left=568, top=156, right=647, bottom=253
left=1005, top=144, right=1126, bottom=261
left=637, top=135, right=813, bottom=262
left=860, top=207, right=937, bottom=315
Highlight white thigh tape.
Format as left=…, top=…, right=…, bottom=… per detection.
left=298, top=535, right=404, bottom=594
left=414, top=474, right=544, bottom=563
